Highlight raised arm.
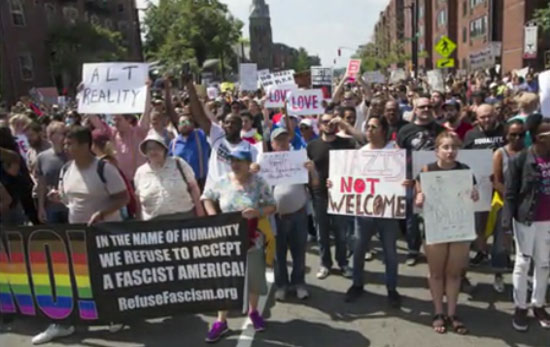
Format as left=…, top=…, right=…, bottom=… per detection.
left=138, top=83, right=152, bottom=130
left=332, top=75, right=347, bottom=104
left=185, top=79, right=212, bottom=135
left=164, top=77, right=179, bottom=130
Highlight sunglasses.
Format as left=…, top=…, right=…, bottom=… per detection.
left=508, top=132, right=525, bottom=138
left=320, top=119, right=332, bottom=125
left=418, top=105, right=433, bottom=110
left=366, top=125, right=379, bottom=130
left=299, top=125, right=311, bottom=130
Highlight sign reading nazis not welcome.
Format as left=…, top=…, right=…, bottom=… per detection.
left=0, top=213, right=248, bottom=323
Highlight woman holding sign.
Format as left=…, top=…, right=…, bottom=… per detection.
left=201, top=149, right=276, bottom=343
left=415, top=132, right=479, bottom=335
left=340, top=115, right=403, bottom=309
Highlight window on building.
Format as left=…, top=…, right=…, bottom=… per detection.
left=470, top=15, right=488, bottom=38
left=419, top=25, right=424, bottom=37
left=418, top=4, right=424, bottom=20
left=463, top=1, right=467, bottom=17
left=462, top=27, right=467, bottom=43
left=117, top=4, right=124, bottom=13
left=18, top=53, right=33, bottom=81
left=118, top=21, right=129, bottom=40
left=62, top=6, right=79, bottom=24
left=437, top=10, right=447, bottom=27
left=418, top=42, right=424, bottom=53
left=469, top=0, right=485, bottom=8
left=9, top=0, right=25, bottom=26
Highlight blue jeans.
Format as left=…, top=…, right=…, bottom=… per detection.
left=274, top=209, right=308, bottom=287
left=46, top=209, right=68, bottom=224
left=312, top=193, right=349, bottom=269
left=405, top=189, right=421, bottom=255
left=353, top=217, right=400, bottom=291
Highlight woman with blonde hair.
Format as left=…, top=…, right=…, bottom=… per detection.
left=9, top=113, right=32, bottom=159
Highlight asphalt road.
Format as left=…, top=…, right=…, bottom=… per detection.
left=1, top=239, right=548, bottom=347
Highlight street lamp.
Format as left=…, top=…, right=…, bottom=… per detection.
left=405, top=1, right=418, bottom=78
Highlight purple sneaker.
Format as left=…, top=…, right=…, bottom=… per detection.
left=249, top=310, right=265, bottom=332
left=205, top=321, right=229, bottom=343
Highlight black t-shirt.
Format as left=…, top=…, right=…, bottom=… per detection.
left=396, top=121, right=446, bottom=151
left=307, top=136, right=356, bottom=196
left=388, top=119, right=409, bottom=142
left=417, top=161, right=476, bottom=184
left=463, top=123, right=505, bottom=150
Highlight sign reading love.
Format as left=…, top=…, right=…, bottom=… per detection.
left=286, top=89, right=324, bottom=116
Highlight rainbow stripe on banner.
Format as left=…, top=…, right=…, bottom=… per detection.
left=0, top=228, right=98, bottom=321
left=0, top=232, right=35, bottom=315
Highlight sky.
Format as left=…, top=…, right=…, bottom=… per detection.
left=136, top=0, right=388, bottom=68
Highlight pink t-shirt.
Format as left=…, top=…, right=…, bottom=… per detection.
left=113, top=126, right=148, bottom=180
left=534, top=155, right=550, bottom=222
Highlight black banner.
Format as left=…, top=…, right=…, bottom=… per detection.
left=0, top=213, right=248, bottom=323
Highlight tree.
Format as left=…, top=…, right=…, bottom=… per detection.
left=47, top=21, right=127, bottom=91
left=533, top=3, right=550, bottom=32
left=292, top=47, right=312, bottom=72
left=143, top=0, right=243, bottom=76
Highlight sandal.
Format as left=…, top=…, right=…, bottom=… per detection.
left=432, top=314, right=447, bottom=334
left=448, top=315, right=468, bottom=335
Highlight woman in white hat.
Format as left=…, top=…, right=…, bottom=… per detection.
left=134, top=132, right=204, bottom=220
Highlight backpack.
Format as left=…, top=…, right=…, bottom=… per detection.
left=60, top=158, right=138, bottom=220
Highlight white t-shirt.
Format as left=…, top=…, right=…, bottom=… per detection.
left=134, top=157, right=196, bottom=220
left=60, top=158, right=127, bottom=224
left=204, top=123, right=258, bottom=190
left=361, top=141, right=396, bottom=150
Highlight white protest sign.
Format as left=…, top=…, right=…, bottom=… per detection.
left=363, top=71, right=386, bottom=84
left=258, top=150, right=308, bottom=186
left=286, top=89, right=324, bottom=116
left=539, top=70, right=550, bottom=118
left=311, top=67, right=333, bottom=86
left=239, top=63, right=258, bottom=91
left=421, top=170, right=476, bottom=245
left=328, top=149, right=407, bottom=219
left=427, top=70, right=445, bottom=92
left=259, top=70, right=296, bottom=89
left=515, top=67, right=529, bottom=79
left=257, top=69, right=270, bottom=88
left=265, top=85, right=297, bottom=108
left=78, top=63, right=148, bottom=114
left=412, top=149, right=493, bottom=211
left=389, top=68, right=406, bottom=83
left=207, top=87, right=219, bottom=100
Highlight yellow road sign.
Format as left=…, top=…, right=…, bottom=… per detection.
left=435, top=36, right=456, bottom=58
left=436, top=58, right=455, bottom=68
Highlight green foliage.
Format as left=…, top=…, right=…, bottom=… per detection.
left=143, top=0, right=243, bottom=73
left=357, top=38, right=411, bottom=72
left=47, top=21, right=127, bottom=88
left=533, top=3, right=550, bottom=32
left=292, top=47, right=312, bottom=73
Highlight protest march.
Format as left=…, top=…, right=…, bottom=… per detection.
left=1, top=1, right=550, bottom=346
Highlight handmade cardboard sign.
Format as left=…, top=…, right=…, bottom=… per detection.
left=78, top=63, right=148, bottom=114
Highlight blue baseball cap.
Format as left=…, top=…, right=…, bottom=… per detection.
left=229, top=149, right=253, bottom=162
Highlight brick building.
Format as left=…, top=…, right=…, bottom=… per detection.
left=371, top=0, right=547, bottom=75
left=0, top=0, right=143, bottom=107
left=501, top=0, right=550, bottom=74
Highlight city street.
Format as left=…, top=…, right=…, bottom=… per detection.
left=1, top=240, right=548, bottom=347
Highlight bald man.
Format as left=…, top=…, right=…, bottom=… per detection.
left=463, top=104, right=505, bottom=150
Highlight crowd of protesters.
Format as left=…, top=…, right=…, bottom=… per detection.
left=0, top=66, right=549, bottom=344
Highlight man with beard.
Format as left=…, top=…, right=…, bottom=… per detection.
left=384, top=100, right=409, bottom=142
left=24, top=122, right=50, bottom=181
left=397, top=96, right=446, bottom=266
left=183, top=78, right=258, bottom=191
left=463, top=104, right=505, bottom=266
left=464, top=104, right=505, bottom=150
left=307, top=113, right=355, bottom=280
left=442, top=99, right=473, bottom=140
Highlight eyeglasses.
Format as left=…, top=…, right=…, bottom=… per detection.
left=508, top=132, right=525, bottom=138
left=319, top=119, right=331, bottom=125
left=366, top=125, right=379, bottom=130
left=299, top=126, right=311, bottom=130
left=418, top=105, right=433, bottom=110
